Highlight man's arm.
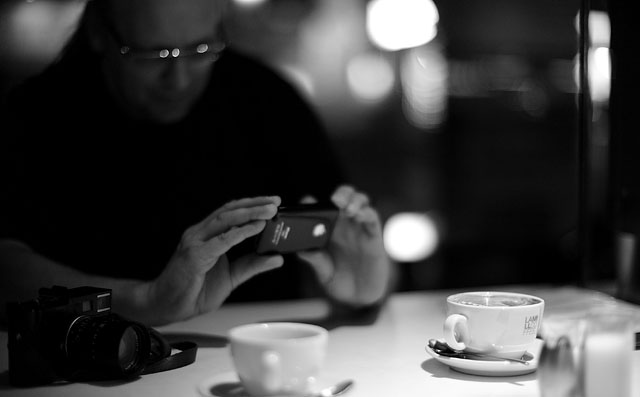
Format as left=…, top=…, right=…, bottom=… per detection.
left=0, top=196, right=286, bottom=327
left=0, top=239, right=149, bottom=324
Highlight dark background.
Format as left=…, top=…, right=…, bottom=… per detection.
left=1, top=0, right=626, bottom=293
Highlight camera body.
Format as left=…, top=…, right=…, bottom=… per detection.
left=7, top=286, right=150, bottom=386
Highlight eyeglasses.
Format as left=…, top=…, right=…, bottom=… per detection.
left=101, top=15, right=226, bottom=64
left=118, top=41, right=226, bottom=62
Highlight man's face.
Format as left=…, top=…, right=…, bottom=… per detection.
left=99, top=0, right=223, bottom=124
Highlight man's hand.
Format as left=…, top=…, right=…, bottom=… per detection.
left=144, top=196, right=284, bottom=325
left=298, top=185, right=394, bottom=307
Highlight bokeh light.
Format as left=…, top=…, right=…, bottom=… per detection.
left=573, top=11, right=611, bottom=105
left=366, top=0, right=439, bottom=51
left=400, top=44, right=447, bottom=129
left=6, top=0, right=84, bottom=65
left=575, top=10, right=610, bottom=47
left=590, top=46, right=611, bottom=103
left=346, top=52, right=395, bottom=103
left=232, top=0, right=268, bottom=8
left=383, top=212, right=439, bottom=262
left=277, top=64, right=316, bottom=98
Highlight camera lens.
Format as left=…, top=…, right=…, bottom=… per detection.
left=65, top=314, right=150, bottom=380
left=118, top=326, right=141, bottom=371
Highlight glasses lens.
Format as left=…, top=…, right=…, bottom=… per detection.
left=124, top=42, right=224, bottom=62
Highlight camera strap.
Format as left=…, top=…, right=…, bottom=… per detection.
left=142, top=328, right=198, bottom=375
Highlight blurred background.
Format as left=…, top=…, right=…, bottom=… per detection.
left=0, top=0, right=619, bottom=293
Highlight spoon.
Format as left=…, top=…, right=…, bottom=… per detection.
left=427, top=339, right=530, bottom=365
left=308, top=379, right=354, bottom=397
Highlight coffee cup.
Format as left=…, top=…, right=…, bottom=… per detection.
left=228, top=322, right=328, bottom=396
left=443, top=291, right=544, bottom=359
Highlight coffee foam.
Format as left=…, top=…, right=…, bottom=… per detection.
left=451, top=293, right=540, bottom=307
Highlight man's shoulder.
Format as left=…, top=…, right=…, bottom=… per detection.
left=217, top=49, right=282, bottom=80
left=6, top=61, right=97, bottom=116
left=213, top=49, right=303, bottom=100
left=6, top=71, right=54, bottom=110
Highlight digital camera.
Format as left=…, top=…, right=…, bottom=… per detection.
left=7, top=286, right=151, bottom=386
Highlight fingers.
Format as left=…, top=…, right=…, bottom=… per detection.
left=353, top=206, right=383, bottom=236
left=214, top=195, right=281, bottom=215
left=184, top=253, right=284, bottom=321
left=332, top=185, right=381, bottom=237
left=227, top=254, right=284, bottom=290
left=197, top=196, right=281, bottom=241
left=297, top=251, right=334, bottom=284
left=331, top=185, right=370, bottom=216
left=156, top=196, right=283, bottom=323
left=200, top=219, right=266, bottom=259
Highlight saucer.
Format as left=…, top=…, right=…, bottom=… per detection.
left=198, top=371, right=246, bottom=397
left=424, top=339, right=542, bottom=377
left=197, top=371, right=339, bottom=397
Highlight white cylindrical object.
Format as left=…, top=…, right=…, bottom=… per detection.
left=584, top=314, right=634, bottom=397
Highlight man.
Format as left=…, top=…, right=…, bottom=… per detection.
left=0, top=0, right=393, bottom=326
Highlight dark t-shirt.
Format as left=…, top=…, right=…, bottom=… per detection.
left=0, top=42, right=344, bottom=302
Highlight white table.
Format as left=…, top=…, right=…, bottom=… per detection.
left=1, top=285, right=639, bottom=397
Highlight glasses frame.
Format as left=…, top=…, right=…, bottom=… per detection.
left=100, top=15, right=226, bottom=63
left=118, top=41, right=226, bottom=62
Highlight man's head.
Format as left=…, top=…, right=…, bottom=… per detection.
left=86, top=0, right=226, bottom=124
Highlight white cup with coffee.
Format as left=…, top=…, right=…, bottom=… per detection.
left=228, top=322, right=328, bottom=396
left=443, top=291, right=544, bottom=359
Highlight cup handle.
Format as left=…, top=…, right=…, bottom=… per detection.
left=261, top=350, right=282, bottom=392
left=443, top=313, right=469, bottom=351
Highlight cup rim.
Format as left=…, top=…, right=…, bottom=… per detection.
left=228, top=321, right=328, bottom=343
left=446, top=291, right=544, bottom=309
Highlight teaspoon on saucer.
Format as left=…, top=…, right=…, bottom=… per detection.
left=198, top=376, right=354, bottom=397
left=309, top=379, right=354, bottom=397
left=428, top=339, right=530, bottom=365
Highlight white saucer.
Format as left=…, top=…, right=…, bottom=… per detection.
left=198, top=371, right=246, bottom=397
left=197, top=371, right=340, bottom=397
left=424, top=339, right=542, bottom=377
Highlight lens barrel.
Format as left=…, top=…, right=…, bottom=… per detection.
left=65, top=313, right=150, bottom=380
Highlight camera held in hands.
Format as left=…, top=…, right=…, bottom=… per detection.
left=7, top=286, right=151, bottom=386
left=255, top=202, right=339, bottom=254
